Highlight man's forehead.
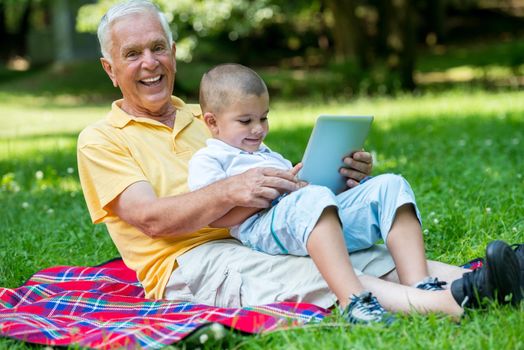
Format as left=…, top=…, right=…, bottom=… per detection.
left=111, top=13, right=168, bottom=46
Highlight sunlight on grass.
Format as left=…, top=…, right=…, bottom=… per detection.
left=269, top=89, right=524, bottom=130
left=416, top=64, right=524, bottom=84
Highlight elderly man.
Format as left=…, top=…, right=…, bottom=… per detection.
left=77, top=0, right=521, bottom=323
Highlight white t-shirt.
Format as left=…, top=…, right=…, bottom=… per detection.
left=188, top=138, right=292, bottom=191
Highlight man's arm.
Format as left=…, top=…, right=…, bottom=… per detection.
left=109, top=167, right=302, bottom=237
left=209, top=207, right=261, bottom=228
left=206, top=163, right=304, bottom=228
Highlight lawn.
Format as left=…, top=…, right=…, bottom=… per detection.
left=0, top=63, right=523, bottom=348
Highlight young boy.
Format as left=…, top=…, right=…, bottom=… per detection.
left=188, top=63, right=522, bottom=324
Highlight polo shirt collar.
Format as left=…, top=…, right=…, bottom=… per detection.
left=207, top=138, right=271, bottom=154
left=107, top=96, right=192, bottom=130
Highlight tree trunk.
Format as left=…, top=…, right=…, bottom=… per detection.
left=429, top=0, right=446, bottom=43
left=323, top=0, right=368, bottom=68
left=400, top=1, right=415, bottom=90
left=376, top=0, right=392, bottom=55
left=0, top=2, right=8, bottom=62
left=385, top=0, right=416, bottom=91
left=15, top=1, right=32, bottom=58
left=52, top=0, right=74, bottom=64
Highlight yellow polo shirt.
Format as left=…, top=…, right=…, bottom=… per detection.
left=77, top=96, right=230, bottom=299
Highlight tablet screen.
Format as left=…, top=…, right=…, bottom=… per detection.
left=297, top=115, right=373, bottom=193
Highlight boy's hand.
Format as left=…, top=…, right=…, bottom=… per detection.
left=340, top=150, right=373, bottom=188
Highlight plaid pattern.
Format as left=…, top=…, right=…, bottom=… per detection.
left=0, top=258, right=327, bottom=349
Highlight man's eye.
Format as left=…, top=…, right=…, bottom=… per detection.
left=126, top=51, right=138, bottom=59
left=153, top=45, right=165, bottom=52
left=261, top=117, right=268, bottom=122
left=238, top=120, right=250, bottom=125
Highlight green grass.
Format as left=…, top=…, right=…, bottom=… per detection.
left=1, top=39, right=524, bottom=348
left=1, top=85, right=523, bottom=349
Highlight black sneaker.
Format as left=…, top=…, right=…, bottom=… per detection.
left=451, top=240, right=522, bottom=308
left=342, top=291, right=395, bottom=325
left=414, top=277, right=447, bottom=291
left=510, top=243, right=524, bottom=295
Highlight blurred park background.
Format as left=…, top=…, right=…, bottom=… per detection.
left=1, top=1, right=524, bottom=348
left=1, top=0, right=524, bottom=100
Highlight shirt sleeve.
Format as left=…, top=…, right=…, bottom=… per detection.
left=187, top=149, right=228, bottom=191
left=77, top=133, right=148, bottom=224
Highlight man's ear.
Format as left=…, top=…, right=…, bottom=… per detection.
left=171, top=42, right=177, bottom=73
left=100, top=57, right=118, bottom=88
left=203, top=112, right=219, bottom=135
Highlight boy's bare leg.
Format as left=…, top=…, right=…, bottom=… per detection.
left=360, top=275, right=463, bottom=317
left=382, top=260, right=469, bottom=287
left=307, top=206, right=364, bottom=309
left=386, top=204, right=430, bottom=285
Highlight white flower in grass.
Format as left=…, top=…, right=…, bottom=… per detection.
left=423, top=229, right=429, bottom=235
left=458, top=139, right=466, bottom=147
left=517, top=173, right=522, bottom=179
left=21, top=202, right=29, bottom=209
left=35, top=170, right=44, bottom=180
left=199, top=333, right=209, bottom=344
left=47, top=208, right=54, bottom=215
left=484, top=139, right=493, bottom=146
left=511, top=138, right=520, bottom=145
left=512, top=227, right=518, bottom=233
left=67, top=167, right=74, bottom=174
left=433, top=218, right=439, bottom=224
left=485, top=207, right=491, bottom=214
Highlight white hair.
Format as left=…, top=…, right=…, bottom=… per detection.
left=97, top=0, right=173, bottom=60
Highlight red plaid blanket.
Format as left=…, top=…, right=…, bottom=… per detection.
left=0, top=258, right=327, bottom=349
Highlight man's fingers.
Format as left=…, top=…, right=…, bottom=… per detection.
left=261, top=167, right=298, bottom=181
left=289, top=162, right=303, bottom=176
left=260, top=174, right=300, bottom=193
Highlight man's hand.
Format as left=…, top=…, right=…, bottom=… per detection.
left=224, top=166, right=303, bottom=209
left=339, top=150, right=373, bottom=188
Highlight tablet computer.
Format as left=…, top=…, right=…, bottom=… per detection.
left=297, top=115, right=373, bottom=193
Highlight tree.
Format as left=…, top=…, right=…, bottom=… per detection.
left=322, top=0, right=369, bottom=68
left=0, top=0, right=32, bottom=63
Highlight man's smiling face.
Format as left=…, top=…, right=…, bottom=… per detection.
left=101, top=11, right=177, bottom=116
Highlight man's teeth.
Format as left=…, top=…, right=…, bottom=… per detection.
left=142, top=76, right=161, bottom=83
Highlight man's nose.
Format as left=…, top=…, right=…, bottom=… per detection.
left=142, top=50, right=159, bottom=69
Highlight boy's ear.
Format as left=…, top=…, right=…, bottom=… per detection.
left=203, top=112, right=219, bottom=135
left=100, top=57, right=118, bottom=88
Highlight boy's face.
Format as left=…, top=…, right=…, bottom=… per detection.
left=206, top=92, right=269, bottom=153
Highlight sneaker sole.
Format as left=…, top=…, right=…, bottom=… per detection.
left=485, top=240, right=522, bottom=305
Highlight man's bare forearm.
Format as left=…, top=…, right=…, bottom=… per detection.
left=111, top=179, right=237, bottom=238
left=209, top=206, right=262, bottom=228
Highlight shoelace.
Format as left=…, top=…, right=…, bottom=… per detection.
left=417, top=277, right=447, bottom=291
left=355, top=293, right=385, bottom=315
